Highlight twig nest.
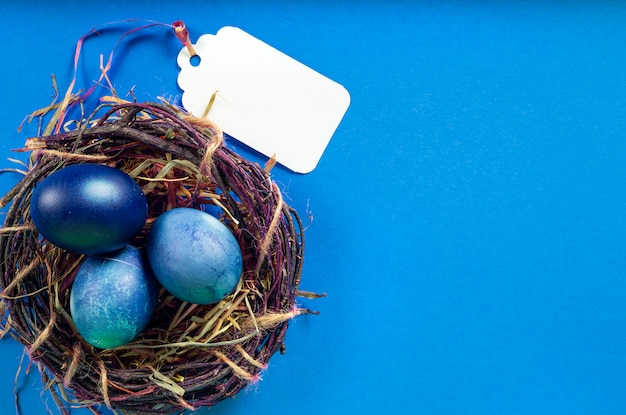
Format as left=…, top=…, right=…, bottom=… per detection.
left=0, top=102, right=309, bottom=414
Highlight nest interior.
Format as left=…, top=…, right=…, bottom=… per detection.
left=0, top=102, right=313, bottom=414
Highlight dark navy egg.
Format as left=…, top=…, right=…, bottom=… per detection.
left=146, top=207, right=242, bottom=305
left=70, top=246, right=159, bottom=349
left=30, top=164, right=148, bottom=255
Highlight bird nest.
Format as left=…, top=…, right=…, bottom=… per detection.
left=0, top=101, right=317, bottom=414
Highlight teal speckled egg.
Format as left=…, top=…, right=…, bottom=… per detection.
left=70, top=246, right=159, bottom=349
left=146, top=207, right=242, bottom=305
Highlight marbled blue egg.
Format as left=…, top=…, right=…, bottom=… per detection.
left=146, top=207, right=242, bottom=305
left=70, top=246, right=159, bottom=349
left=30, top=163, right=148, bottom=255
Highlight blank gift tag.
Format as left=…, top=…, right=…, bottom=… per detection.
left=176, top=26, right=350, bottom=173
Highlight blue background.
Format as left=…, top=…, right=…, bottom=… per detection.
left=2, top=1, right=626, bottom=414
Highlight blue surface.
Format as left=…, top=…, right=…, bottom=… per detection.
left=2, top=1, right=626, bottom=414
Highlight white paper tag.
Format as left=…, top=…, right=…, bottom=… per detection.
left=176, top=26, right=350, bottom=173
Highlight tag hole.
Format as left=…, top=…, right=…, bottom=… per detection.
left=190, top=55, right=201, bottom=67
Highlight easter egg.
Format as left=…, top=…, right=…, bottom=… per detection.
left=70, top=246, right=159, bottom=349
left=146, top=207, right=242, bottom=305
left=30, top=163, right=148, bottom=255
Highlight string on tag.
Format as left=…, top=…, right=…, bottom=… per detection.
left=52, top=19, right=194, bottom=135
left=173, top=21, right=197, bottom=57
